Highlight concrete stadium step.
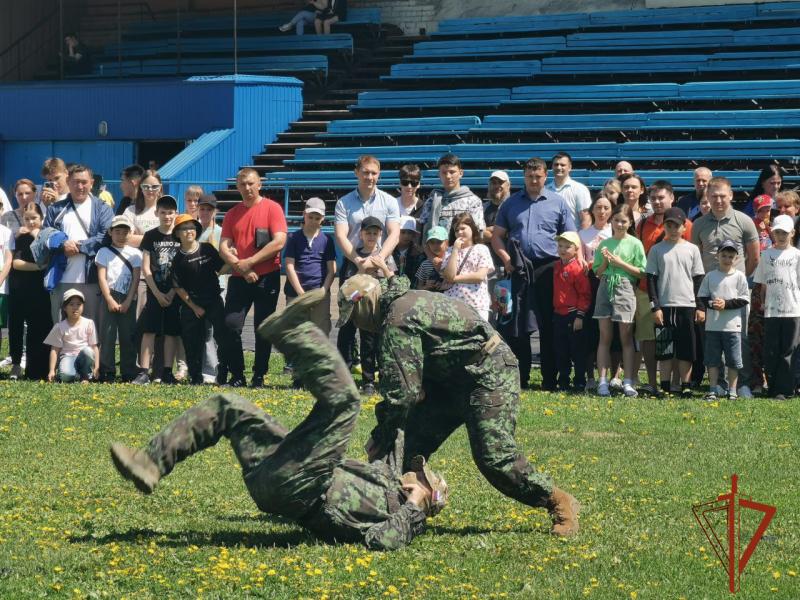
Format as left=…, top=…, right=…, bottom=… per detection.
left=256, top=152, right=295, bottom=161
left=264, top=142, right=323, bottom=155
left=276, top=132, right=320, bottom=143
left=289, top=120, right=330, bottom=131
left=305, top=98, right=357, bottom=108
left=302, top=109, right=352, bottom=119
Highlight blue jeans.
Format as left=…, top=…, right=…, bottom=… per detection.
left=58, top=347, right=95, bottom=382
left=289, top=10, right=315, bottom=34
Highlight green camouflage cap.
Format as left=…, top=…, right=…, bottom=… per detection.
left=336, top=274, right=381, bottom=327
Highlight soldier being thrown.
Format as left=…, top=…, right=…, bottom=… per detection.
left=109, top=289, right=448, bottom=551
left=338, top=271, right=580, bottom=536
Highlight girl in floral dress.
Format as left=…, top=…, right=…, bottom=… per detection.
left=442, top=212, right=494, bottom=321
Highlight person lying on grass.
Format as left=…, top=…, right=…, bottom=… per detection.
left=110, top=289, right=449, bottom=551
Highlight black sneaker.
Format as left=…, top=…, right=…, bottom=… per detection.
left=132, top=371, right=150, bottom=385
left=216, top=367, right=228, bottom=386
left=227, top=377, right=247, bottom=388
left=250, top=376, right=265, bottom=388
left=361, top=382, right=376, bottom=396
left=161, top=371, right=178, bottom=385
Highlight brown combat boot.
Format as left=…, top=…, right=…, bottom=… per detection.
left=110, top=443, right=160, bottom=494
left=546, top=487, right=580, bottom=537
left=257, top=287, right=326, bottom=343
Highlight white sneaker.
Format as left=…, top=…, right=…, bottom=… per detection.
left=0, top=356, right=12, bottom=368
left=609, top=378, right=623, bottom=393
left=279, top=23, right=292, bottom=32
left=202, top=374, right=217, bottom=384
left=738, top=385, right=753, bottom=399
left=623, top=383, right=638, bottom=397
left=598, top=382, right=610, bottom=397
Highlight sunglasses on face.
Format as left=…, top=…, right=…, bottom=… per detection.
left=141, top=184, right=161, bottom=191
left=400, top=179, right=420, bottom=187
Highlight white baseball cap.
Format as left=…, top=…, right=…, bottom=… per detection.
left=489, top=170, right=510, bottom=183
left=772, top=214, right=795, bottom=233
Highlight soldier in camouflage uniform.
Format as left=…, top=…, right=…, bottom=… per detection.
left=110, top=289, right=448, bottom=551
left=338, top=272, right=580, bottom=536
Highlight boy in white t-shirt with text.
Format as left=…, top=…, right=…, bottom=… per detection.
left=752, top=214, right=800, bottom=399
left=95, top=215, right=142, bottom=381
left=45, top=288, right=100, bottom=383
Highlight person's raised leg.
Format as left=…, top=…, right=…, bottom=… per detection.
left=251, top=310, right=362, bottom=517
left=111, top=393, right=288, bottom=494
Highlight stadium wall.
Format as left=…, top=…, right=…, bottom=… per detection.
left=0, top=75, right=303, bottom=205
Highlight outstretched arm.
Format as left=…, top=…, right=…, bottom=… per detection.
left=363, top=502, right=428, bottom=551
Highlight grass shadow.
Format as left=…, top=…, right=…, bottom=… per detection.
left=70, top=526, right=317, bottom=549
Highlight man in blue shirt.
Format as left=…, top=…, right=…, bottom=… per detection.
left=491, top=157, right=576, bottom=391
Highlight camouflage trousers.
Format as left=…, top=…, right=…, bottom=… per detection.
left=146, top=321, right=362, bottom=521
left=404, top=343, right=554, bottom=507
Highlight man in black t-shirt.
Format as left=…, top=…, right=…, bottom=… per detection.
left=172, top=214, right=232, bottom=385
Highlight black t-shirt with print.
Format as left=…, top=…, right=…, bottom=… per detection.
left=141, top=227, right=180, bottom=294
left=171, top=242, right=225, bottom=304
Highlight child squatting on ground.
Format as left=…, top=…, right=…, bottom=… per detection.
left=45, top=288, right=100, bottom=383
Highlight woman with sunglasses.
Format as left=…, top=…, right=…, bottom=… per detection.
left=396, top=164, right=424, bottom=219
left=123, top=169, right=163, bottom=248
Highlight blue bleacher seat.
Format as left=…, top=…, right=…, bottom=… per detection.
left=91, top=54, right=328, bottom=77
left=507, top=83, right=680, bottom=103
left=286, top=140, right=800, bottom=167
left=321, top=116, right=481, bottom=138
left=352, top=88, right=511, bottom=110
left=102, top=34, right=353, bottom=60
left=476, top=109, right=800, bottom=133
left=410, top=36, right=566, bottom=59
left=383, top=60, right=540, bottom=80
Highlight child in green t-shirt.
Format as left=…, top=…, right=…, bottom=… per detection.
left=592, top=204, right=647, bottom=398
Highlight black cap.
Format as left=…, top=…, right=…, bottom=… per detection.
left=663, top=207, right=687, bottom=225
left=718, top=239, right=739, bottom=254
left=360, top=216, right=384, bottom=231
left=156, top=194, right=178, bottom=210
left=198, top=194, right=217, bottom=208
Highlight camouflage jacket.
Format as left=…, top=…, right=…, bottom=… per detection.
left=371, top=276, right=499, bottom=452
left=300, top=457, right=427, bottom=551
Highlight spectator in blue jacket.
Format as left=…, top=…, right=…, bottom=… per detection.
left=44, top=164, right=114, bottom=332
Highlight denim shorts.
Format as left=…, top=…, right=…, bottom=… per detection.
left=704, top=330, right=743, bottom=369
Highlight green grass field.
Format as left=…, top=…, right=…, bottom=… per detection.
left=0, top=361, right=797, bottom=599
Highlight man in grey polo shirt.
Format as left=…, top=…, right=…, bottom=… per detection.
left=334, top=155, right=400, bottom=273
left=546, top=152, right=591, bottom=229
left=690, top=176, right=760, bottom=397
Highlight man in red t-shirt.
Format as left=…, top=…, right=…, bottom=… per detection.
left=220, top=168, right=288, bottom=387
left=634, top=180, right=693, bottom=396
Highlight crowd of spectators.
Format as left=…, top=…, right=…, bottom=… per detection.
left=0, top=154, right=796, bottom=400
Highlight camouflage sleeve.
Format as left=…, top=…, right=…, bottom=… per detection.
left=372, top=323, right=424, bottom=454
left=363, top=503, right=428, bottom=551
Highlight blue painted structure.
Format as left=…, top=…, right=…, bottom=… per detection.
left=0, top=75, right=303, bottom=208
left=160, top=76, right=303, bottom=203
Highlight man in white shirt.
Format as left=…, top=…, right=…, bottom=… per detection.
left=43, top=164, right=114, bottom=330
left=546, top=152, right=592, bottom=229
